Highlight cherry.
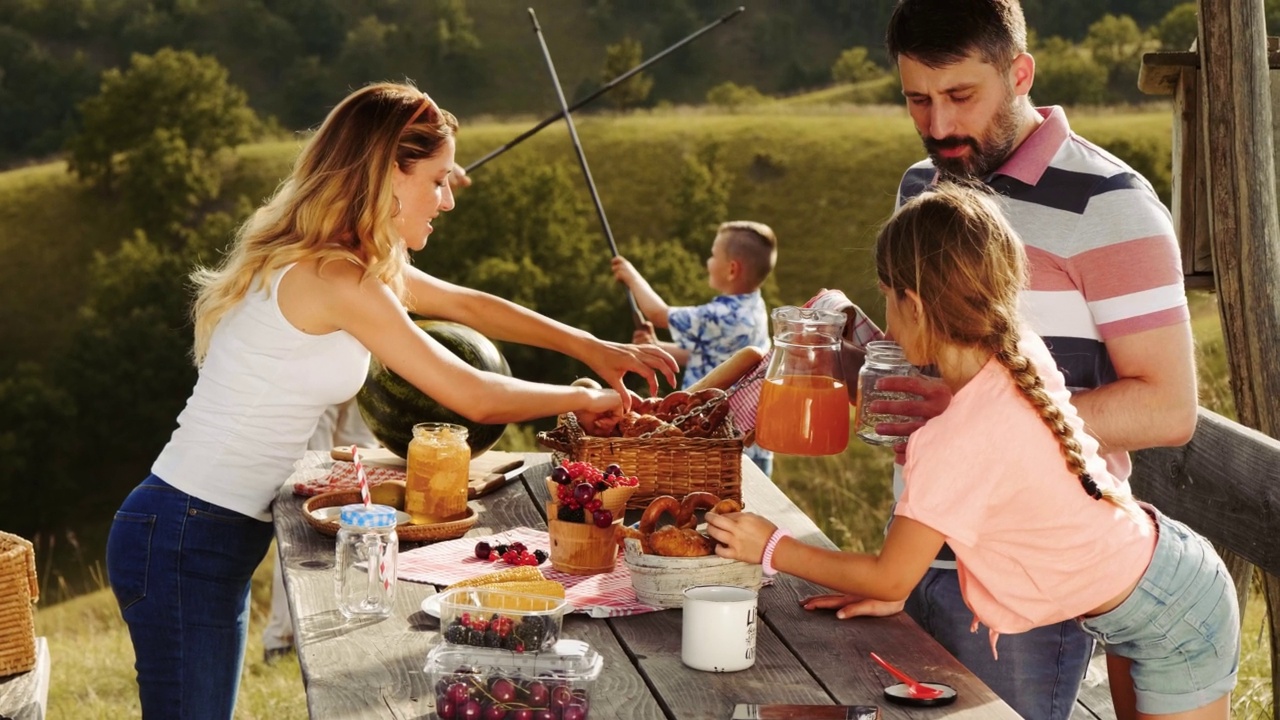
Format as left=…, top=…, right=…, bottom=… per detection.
left=592, top=509, right=613, bottom=528
left=549, top=684, right=572, bottom=708
left=509, top=710, right=534, bottom=720
left=437, top=697, right=457, bottom=720
left=532, top=711, right=557, bottom=720
left=460, top=699, right=483, bottom=720
left=605, top=463, right=622, bottom=476
left=474, top=541, right=492, bottom=560
left=446, top=682, right=470, bottom=706
left=551, top=466, right=571, bottom=484
left=563, top=705, right=587, bottom=720
left=482, top=703, right=509, bottom=720
left=573, top=482, right=595, bottom=505
left=490, top=678, right=517, bottom=704
left=525, top=681, right=549, bottom=708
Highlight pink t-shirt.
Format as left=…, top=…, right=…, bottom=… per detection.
left=895, top=333, right=1156, bottom=654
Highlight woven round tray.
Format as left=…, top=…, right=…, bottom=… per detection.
left=301, top=489, right=477, bottom=542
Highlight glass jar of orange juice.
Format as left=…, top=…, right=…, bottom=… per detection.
left=405, top=422, right=471, bottom=524
left=755, top=306, right=850, bottom=456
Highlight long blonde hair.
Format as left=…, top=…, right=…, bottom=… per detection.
left=190, top=81, right=459, bottom=364
left=876, top=181, right=1138, bottom=514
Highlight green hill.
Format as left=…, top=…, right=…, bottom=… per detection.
left=0, top=106, right=1174, bottom=371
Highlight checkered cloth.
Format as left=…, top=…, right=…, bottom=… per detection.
left=727, top=289, right=885, bottom=434
left=397, top=527, right=663, bottom=618
left=292, top=460, right=405, bottom=497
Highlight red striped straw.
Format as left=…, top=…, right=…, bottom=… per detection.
left=380, top=552, right=392, bottom=591
left=352, top=445, right=371, bottom=509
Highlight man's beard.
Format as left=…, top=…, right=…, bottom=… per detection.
left=922, top=95, right=1021, bottom=179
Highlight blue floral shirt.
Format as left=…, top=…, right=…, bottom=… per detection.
left=667, top=291, right=770, bottom=390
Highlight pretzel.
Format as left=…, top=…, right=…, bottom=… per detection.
left=656, top=390, right=695, bottom=418
left=676, top=492, right=721, bottom=528
left=711, top=498, right=742, bottom=515
left=638, top=495, right=683, bottom=534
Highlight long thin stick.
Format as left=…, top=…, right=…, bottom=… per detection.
left=528, top=7, right=646, bottom=329
left=467, top=6, right=744, bottom=174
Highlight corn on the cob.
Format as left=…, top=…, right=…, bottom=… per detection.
left=474, top=581, right=566, bottom=612
left=445, top=565, right=545, bottom=589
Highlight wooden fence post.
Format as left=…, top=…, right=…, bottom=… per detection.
left=1198, top=0, right=1280, bottom=704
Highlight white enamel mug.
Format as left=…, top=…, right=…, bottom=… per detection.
left=681, top=585, right=758, bottom=672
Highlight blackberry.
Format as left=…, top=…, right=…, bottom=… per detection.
left=514, top=617, right=547, bottom=650
left=494, top=544, right=510, bottom=556
left=443, top=622, right=469, bottom=645
left=594, top=481, right=609, bottom=493
left=556, top=506, right=586, bottom=523
left=482, top=629, right=502, bottom=648
left=533, top=549, right=548, bottom=564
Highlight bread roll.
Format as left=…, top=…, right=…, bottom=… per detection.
left=687, top=346, right=768, bottom=392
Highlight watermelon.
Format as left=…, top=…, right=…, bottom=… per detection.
left=357, top=320, right=511, bottom=458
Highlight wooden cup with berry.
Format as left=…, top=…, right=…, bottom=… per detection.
left=545, top=461, right=639, bottom=575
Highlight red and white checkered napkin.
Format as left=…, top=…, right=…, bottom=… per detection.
left=292, top=461, right=406, bottom=497
left=396, top=527, right=663, bottom=618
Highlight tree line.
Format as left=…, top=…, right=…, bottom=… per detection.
left=0, top=0, right=1257, bottom=166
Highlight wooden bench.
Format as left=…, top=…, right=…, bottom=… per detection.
left=1070, top=407, right=1280, bottom=719
left=0, top=637, right=50, bottom=720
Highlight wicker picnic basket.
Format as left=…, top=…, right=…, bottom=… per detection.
left=536, top=411, right=743, bottom=510
left=0, top=531, right=38, bottom=677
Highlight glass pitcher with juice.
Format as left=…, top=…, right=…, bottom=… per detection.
left=405, top=422, right=471, bottom=524
left=755, top=306, right=850, bottom=455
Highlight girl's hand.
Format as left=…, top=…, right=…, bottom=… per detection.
left=704, top=511, right=776, bottom=565
left=801, top=594, right=906, bottom=620
left=583, top=340, right=678, bottom=405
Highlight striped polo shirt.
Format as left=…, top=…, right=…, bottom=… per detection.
left=899, top=105, right=1188, bottom=402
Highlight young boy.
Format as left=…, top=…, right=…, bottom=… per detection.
left=611, top=221, right=776, bottom=472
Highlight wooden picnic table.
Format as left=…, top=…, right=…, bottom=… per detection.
left=274, top=450, right=1019, bottom=720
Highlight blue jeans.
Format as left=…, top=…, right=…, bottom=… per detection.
left=906, top=567, right=1093, bottom=720
left=1078, top=507, right=1238, bottom=714
left=106, top=475, right=275, bottom=719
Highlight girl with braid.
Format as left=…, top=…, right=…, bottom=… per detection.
left=708, top=182, right=1238, bottom=719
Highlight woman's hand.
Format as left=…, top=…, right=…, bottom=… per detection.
left=580, top=388, right=641, bottom=416
left=582, top=339, right=678, bottom=408
left=704, top=511, right=776, bottom=565
left=800, top=594, right=906, bottom=620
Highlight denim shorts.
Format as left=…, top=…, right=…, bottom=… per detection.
left=1077, top=505, right=1239, bottom=715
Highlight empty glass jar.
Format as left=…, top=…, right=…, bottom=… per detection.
left=335, top=503, right=398, bottom=619
left=854, top=341, right=922, bottom=446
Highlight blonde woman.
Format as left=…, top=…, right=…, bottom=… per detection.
left=105, top=82, right=677, bottom=719
left=708, top=183, right=1238, bottom=720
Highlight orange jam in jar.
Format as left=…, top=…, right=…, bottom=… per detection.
left=405, top=422, right=471, bottom=524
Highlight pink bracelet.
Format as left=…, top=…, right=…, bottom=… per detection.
left=761, top=528, right=792, bottom=577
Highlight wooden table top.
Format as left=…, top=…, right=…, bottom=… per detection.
left=274, top=451, right=1018, bottom=720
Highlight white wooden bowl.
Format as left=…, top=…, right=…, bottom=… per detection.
left=623, top=538, right=763, bottom=608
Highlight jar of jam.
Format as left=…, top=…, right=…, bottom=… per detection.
left=854, top=341, right=922, bottom=446
left=405, top=422, right=471, bottom=524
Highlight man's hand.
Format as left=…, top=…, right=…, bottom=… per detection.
left=868, top=375, right=952, bottom=464
left=801, top=594, right=906, bottom=620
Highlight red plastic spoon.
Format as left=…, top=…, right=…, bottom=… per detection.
left=869, top=652, right=945, bottom=700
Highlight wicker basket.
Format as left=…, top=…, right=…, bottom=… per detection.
left=536, top=413, right=743, bottom=510
left=0, top=531, right=38, bottom=677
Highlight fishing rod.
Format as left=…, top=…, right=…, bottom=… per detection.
left=466, top=6, right=745, bottom=174
left=528, top=7, right=647, bottom=330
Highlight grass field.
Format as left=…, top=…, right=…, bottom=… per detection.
left=0, top=106, right=1173, bottom=370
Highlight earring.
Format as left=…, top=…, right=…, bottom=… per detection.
left=392, top=196, right=402, bottom=217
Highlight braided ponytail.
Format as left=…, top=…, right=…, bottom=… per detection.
left=992, top=326, right=1141, bottom=515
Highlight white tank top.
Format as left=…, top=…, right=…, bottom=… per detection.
left=152, top=263, right=371, bottom=520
